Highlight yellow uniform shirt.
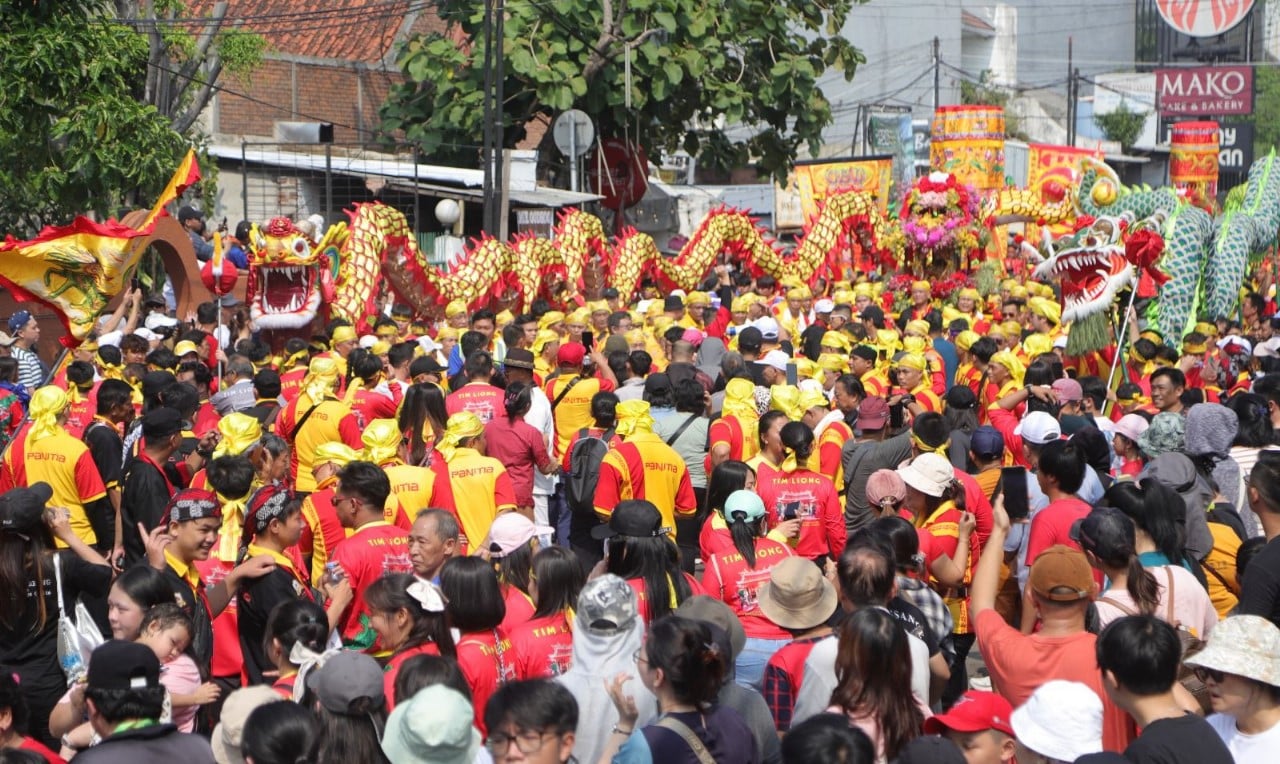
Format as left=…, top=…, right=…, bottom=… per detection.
left=2, top=428, right=106, bottom=546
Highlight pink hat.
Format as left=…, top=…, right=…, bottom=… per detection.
left=680, top=327, right=705, bottom=346
left=866, top=468, right=907, bottom=509
left=1113, top=413, right=1150, bottom=443
left=484, top=513, right=554, bottom=557
left=1051, top=378, right=1083, bottom=402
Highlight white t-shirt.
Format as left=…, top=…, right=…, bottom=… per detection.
left=1207, top=712, right=1280, bottom=764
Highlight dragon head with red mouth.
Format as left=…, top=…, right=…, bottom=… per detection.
left=246, top=217, right=334, bottom=331
left=1032, top=215, right=1133, bottom=324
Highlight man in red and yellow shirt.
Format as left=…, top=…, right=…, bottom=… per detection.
left=274, top=357, right=362, bottom=493
left=428, top=412, right=517, bottom=550
left=594, top=400, right=697, bottom=538
left=330, top=461, right=412, bottom=650
left=544, top=342, right=616, bottom=457
left=799, top=389, right=850, bottom=489
left=361, top=418, right=434, bottom=530
left=708, top=378, right=760, bottom=470
left=892, top=353, right=942, bottom=413
left=850, top=345, right=889, bottom=399
left=0, top=386, right=107, bottom=549
left=299, top=442, right=360, bottom=585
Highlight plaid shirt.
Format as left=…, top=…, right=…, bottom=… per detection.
left=896, top=574, right=954, bottom=646
left=762, top=635, right=827, bottom=732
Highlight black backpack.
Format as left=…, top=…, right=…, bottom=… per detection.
left=565, top=426, right=615, bottom=514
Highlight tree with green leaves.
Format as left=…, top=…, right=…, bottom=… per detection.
left=0, top=1, right=263, bottom=238
left=1094, top=101, right=1148, bottom=153
left=380, top=0, right=866, bottom=182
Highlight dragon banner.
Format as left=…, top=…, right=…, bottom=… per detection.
left=0, top=150, right=201, bottom=346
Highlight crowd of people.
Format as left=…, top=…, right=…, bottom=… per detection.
left=1, top=260, right=1280, bottom=764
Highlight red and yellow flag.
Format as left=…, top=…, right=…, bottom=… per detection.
left=142, top=148, right=202, bottom=230
left=0, top=150, right=202, bottom=346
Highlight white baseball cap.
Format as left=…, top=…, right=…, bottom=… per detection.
left=1011, top=680, right=1103, bottom=761
left=144, top=313, right=179, bottom=331
left=755, top=349, right=790, bottom=372
left=753, top=316, right=780, bottom=340
left=132, top=327, right=161, bottom=342
left=814, top=299, right=835, bottom=314
left=1014, top=411, right=1061, bottom=445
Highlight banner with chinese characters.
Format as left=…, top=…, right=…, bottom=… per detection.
left=931, top=105, right=1006, bottom=192
left=792, top=156, right=894, bottom=223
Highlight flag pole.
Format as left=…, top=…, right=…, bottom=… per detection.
left=1103, top=282, right=1141, bottom=417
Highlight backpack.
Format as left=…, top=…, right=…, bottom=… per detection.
left=564, top=427, right=615, bottom=514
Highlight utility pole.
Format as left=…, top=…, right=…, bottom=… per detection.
left=933, top=36, right=940, bottom=113
left=481, top=0, right=494, bottom=234
left=1066, top=37, right=1075, bottom=146
left=492, top=0, right=506, bottom=238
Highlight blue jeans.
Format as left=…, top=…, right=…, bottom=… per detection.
left=736, top=636, right=790, bottom=689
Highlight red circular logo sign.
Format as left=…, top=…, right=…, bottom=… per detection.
left=1157, top=0, right=1256, bottom=37
left=588, top=138, right=648, bottom=211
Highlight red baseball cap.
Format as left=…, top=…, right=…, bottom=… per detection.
left=923, top=690, right=1015, bottom=737
left=557, top=342, right=586, bottom=366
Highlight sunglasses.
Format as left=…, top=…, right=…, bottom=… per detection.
left=1192, top=666, right=1225, bottom=684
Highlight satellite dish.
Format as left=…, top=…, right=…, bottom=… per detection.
left=553, top=110, right=595, bottom=158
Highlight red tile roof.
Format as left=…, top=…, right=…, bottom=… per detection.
left=184, top=0, right=446, bottom=65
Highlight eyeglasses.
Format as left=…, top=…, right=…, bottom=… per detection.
left=632, top=648, right=649, bottom=666
left=1192, top=666, right=1226, bottom=684
left=485, top=729, right=552, bottom=755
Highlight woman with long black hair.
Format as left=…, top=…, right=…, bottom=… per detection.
left=602, top=500, right=702, bottom=624
left=398, top=382, right=449, bottom=466
left=0, top=484, right=112, bottom=750
left=440, top=556, right=509, bottom=733
left=755, top=421, right=845, bottom=563
left=826, top=608, right=927, bottom=761
left=699, top=459, right=757, bottom=560
left=508, top=545, right=585, bottom=679
left=700, top=489, right=795, bottom=689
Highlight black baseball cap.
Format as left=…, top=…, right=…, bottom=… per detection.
left=177, top=205, right=204, bottom=224
left=140, top=370, right=176, bottom=400
left=592, top=500, right=667, bottom=540
left=737, top=326, right=763, bottom=352
left=0, top=483, right=53, bottom=535
left=663, top=295, right=684, bottom=311
left=142, top=406, right=188, bottom=439
left=970, top=425, right=1005, bottom=460
left=1070, top=506, right=1135, bottom=558
left=602, top=287, right=620, bottom=299
left=88, top=640, right=161, bottom=691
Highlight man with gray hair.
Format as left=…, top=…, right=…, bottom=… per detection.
left=408, top=508, right=460, bottom=585
left=210, top=357, right=256, bottom=415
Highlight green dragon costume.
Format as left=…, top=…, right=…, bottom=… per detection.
left=1076, top=153, right=1280, bottom=342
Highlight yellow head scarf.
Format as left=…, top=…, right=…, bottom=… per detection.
left=445, top=300, right=469, bottom=319
left=769, top=385, right=803, bottom=421
left=496, top=309, right=515, bottom=327
left=990, top=350, right=1025, bottom=385
left=361, top=418, right=402, bottom=465
left=370, top=340, right=391, bottom=356
left=301, top=357, right=340, bottom=405
left=538, top=311, right=566, bottom=331
left=652, top=316, right=675, bottom=335
left=29, top=386, right=69, bottom=443
left=567, top=307, right=590, bottom=327
left=955, top=331, right=980, bottom=352
left=798, top=388, right=829, bottom=414
left=875, top=329, right=902, bottom=353
left=894, top=353, right=927, bottom=372
left=283, top=347, right=309, bottom=369
left=911, top=280, right=931, bottom=292
left=722, top=378, right=759, bottom=422
left=818, top=354, right=849, bottom=374
left=533, top=329, right=561, bottom=355
left=1193, top=321, right=1217, bottom=339
left=212, top=413, right=263, bottom=459
left=793, top=358, right=819, bottom=381
left=903, top=336, right=927, bottom=354
left=730, top=295, right=750, bottom=313
left=821, top=331, right=851, bottom=352
left=853, top=283, right=874, bottom=298
left=910, top=432, right=951, bottom=457
left=1001, top=320, right=1023, bottom=338
left=905, top=319, right=930, bottom=338
left=436, top=326, right=460, bottom=341
left=1023, top=333, right=1053, bottom=358
left=1027, top=297, right=1062, bottom=326
left=959, top=287, right=981, bottom=301
left=312, top=442, right=359, bottom=478
left=437, top=412, right=485, bottom=462
left=615, top=399, right=656, bottom=438
left=330, top=326, right=357, bottom=347
left=624, top=328, right=647, bottom=348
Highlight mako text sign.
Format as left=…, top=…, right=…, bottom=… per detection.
left=1156, top=66, right=1254, bottom=117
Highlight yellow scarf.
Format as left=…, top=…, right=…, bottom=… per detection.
left=615, top=400, right=656, bottom=438
left=215, top=490, right=253, bottom=563
left=437, top=412, right=484, bottom=463
left=28, top=387, right=68, bottom=443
